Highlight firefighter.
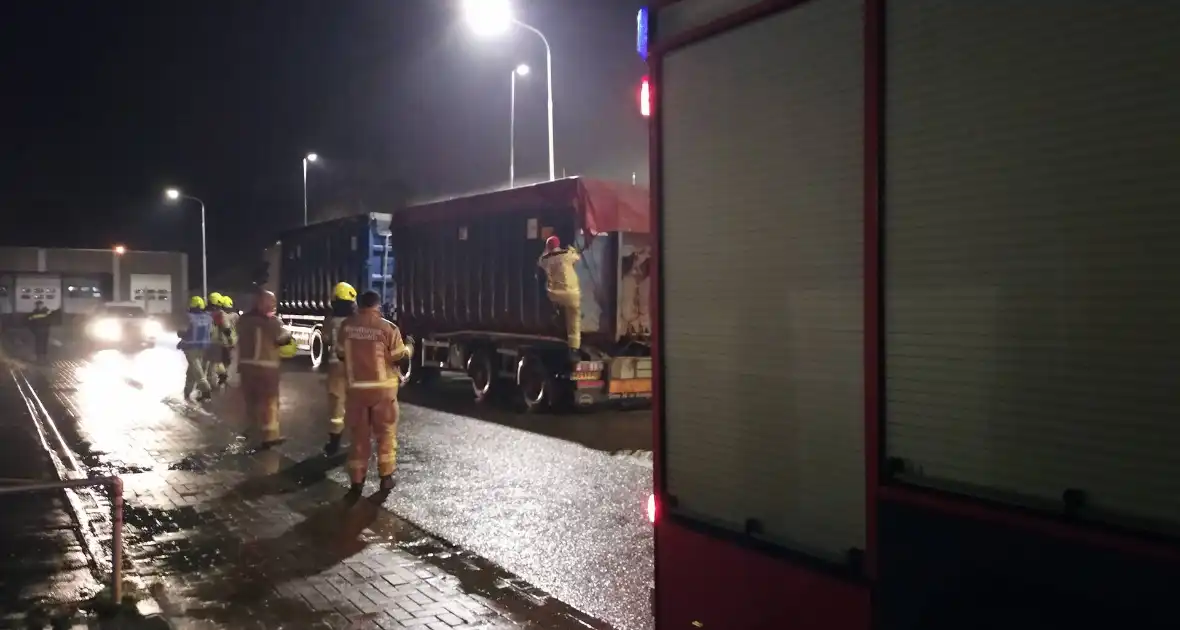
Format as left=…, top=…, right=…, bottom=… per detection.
left=177, top=296, right=215, bottom=402
left=337, top=290, right=412, bottom=495
left=26, top=300, right=53, bottom=363
left=323, top=281, right=358, bottom=456
left=218, top=294, right=239, bottom=386
left=236, top=289, right=298, bottom=449
left=205, top=294, right=233, bottom=389
left=537, top=235, right=582, bottom=360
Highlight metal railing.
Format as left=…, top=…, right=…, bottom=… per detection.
left=6, top=365, right=127, bottom=602
left=0, top=477, right=125, bottom=601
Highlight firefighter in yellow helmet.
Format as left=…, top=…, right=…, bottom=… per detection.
left=236, top=289, right=297, bottom=448
left=538, top=235, right=583, bottom=361
left=322, top=281, right=358, bottom=456
left=210, top=294, right=239, bottom=387
left=204, top=293, right=232, bottom=389
left=337, top=290, right=412, bottom=495
left=177, top=295, right=215, bottom=402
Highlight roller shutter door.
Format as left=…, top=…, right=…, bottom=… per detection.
left=884, top=1, right=1180, bottom=534
left=660, top=0, right=865, bottom=559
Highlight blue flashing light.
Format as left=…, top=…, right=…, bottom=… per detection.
left=637, top=7, right=649, bottom=60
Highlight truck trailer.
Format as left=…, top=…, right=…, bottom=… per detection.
left=268, top=212, right=395, bottom=366
left=648, top=1, right=1179, bottom=628
left=394, top=177, right=653, bottom=412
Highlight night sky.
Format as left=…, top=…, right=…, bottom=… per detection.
left=0, top=0, right=648, bottom=281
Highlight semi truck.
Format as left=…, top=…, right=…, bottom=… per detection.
left=268, top=178, right=652, bottom=411
left=393, top=177, right=653, bottom=412
left=648, top=1, right=1179, bottom=629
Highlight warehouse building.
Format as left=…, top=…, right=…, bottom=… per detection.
left=0, top=247, right=189, bottom=325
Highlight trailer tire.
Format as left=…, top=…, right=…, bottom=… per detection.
left=467, top=350, right=499, bottom=403
left=309, top=327, right=325, bottom=370
left=515, top=354, right=551, bottom=413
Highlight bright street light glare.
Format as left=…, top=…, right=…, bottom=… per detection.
left=113, top=245, right=126, bottom=255
left=464, top=0, right=512, bottom=37
left=306, top=153, right=318, bottom=163
left=515, top=64, right=530, bottom=77
left=164, top=188, right=180, bottom=201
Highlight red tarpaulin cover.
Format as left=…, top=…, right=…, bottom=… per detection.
left=396, top=177, right=650, bottom=235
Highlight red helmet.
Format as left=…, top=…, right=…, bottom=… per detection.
left=545, top=235, right=561, bottom=250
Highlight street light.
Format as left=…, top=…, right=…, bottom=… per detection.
left=111, top=245, right=126, bottom=300
left=303, top=152, right=319, bottom=226
left=510, top=64, right=530, bottom=188
left=163, top=188, right=208, bottom=300
left=464, top=0, right=556, bottom=181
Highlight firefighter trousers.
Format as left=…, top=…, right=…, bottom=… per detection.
left=239, top=364, right=281, bottom=443
left=205, top=346, right=228, bottom=384
left=345, top=390, right=399, bottom=484
left=326, top=362, right=347, bottom=437
left=547, top=289, right=581, bottom=350
left=183, top=348, right=212, bottom=397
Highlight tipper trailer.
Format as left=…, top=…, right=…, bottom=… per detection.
left=648, top=0, right=1180, bottom=628
left=394, top=177, right=653, bottom=412
left=267, top=212, right=395, bottom=366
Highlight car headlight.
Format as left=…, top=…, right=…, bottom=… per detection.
left=89, top=318, right=122, bottom=341
left=141, top=319, right=163, bottom=338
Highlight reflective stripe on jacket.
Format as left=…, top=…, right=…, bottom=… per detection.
left=336, top=311, right=409, bottom=390
left=237, top=311, right=290, bottom=368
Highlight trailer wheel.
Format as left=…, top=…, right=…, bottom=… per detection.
left=309, top=327, right=325, bottom=369
left=467, top=350, right=498, bottom=403
left=515, top=354, right=551, bottom=413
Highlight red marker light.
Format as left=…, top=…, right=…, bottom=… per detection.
left=640, top=76, right=651, bottom=117
left=647, top=493, right=657, bottom=523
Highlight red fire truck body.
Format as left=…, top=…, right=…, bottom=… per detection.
left=649, top=1, right=1180, bottom=628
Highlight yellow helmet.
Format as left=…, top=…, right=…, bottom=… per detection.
left=221, top=295, right=233, bottom=308
left=277, top=338, right=298, bottom=359
left=189, top=295, right=206, bottom=309
left=208, top=292, right=224, bottom=307
left=333, top=282, right=357, bottom=302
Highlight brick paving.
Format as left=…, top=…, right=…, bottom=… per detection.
left=25, top=356, right=610, bottom=629
left=0, top=378, right=101, bottom=627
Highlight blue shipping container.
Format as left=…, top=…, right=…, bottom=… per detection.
left=276, top=212, right=395, bottom=315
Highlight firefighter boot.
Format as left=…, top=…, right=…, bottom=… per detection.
left=379, top=474, right=396, bottom=491
left=324, top=432, right=342, bottom=456
left=345, top=483, right=364, bottom=501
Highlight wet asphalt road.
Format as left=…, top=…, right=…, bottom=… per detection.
left=16, top=339, right=654, bottom=630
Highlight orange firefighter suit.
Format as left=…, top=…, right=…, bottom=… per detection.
left=538, top=239, right=582, bottom=351
left=337, top=309, right=412, bottom=488
left=236, top=309, right=292, bottom=445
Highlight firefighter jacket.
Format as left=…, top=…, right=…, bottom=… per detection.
left=237, top=310, right=292, bottom=368
left=218, top=310, right=240, bottom=347
left=178, top=309, right=215, bottom=350
left=335, top=310, right=411, bottom=392
left=538, top=248, right=582, bottom=295
left=324, top=300, right=357, bottom=365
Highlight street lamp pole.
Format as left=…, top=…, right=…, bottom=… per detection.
left=165, top=190, right=208, bottom=299
left=510, top=64, right=530, bottom=188
left=510, top=69, right=516, bottom=188
left=513, top=20, right=555, bottom=181
left=302, top=153, right=318, bottom=226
